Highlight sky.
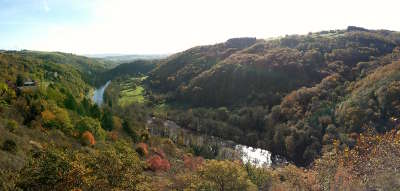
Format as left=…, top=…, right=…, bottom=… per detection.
left=0, top=0, right=399, bottom=55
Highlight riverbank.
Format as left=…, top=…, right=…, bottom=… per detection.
left=147, top=117, right=282, bottom=167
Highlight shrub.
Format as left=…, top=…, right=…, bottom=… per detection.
left=196, top=160, right=257, bottom=191
left=112, top=116, right=122, bottom=130
left=2, top=139, right=17, bottom=153
left=81, top=131, right=95, bottom=146
left=183, top=155, right=204, bottom=170
left=16, top=142, right=148, bottom=190
left=107, top=131, right=118, bottom=142
left=41, top=105, right=73, bottom=133
left=244, top=163, right=273, bottom=190
left=122, top=121, right=139, bottom=142
left=16, top=147, right=88, bottom=190
left=76, top=117, right=106, bottom=141
left=147, top=155, right=170, bottom=172
left=135, top=143, right=148, bottom=156
left=6, top=119, right=18, bottom=132
left=162, top=139, right=178, bottom=157
left=152, top=147, right=166, bottom=159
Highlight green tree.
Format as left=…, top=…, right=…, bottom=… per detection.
left=16, top=74, right=24, bottom=86
left=76, top=117, right=106, bottom=141
left=101, top=109, right=114, bottom=131
left=64, top=93, right=78, bottom=111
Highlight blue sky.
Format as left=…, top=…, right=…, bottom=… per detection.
left=0, top=0, right=95, bottom=51
left=1, top=0, right=400, bottom=55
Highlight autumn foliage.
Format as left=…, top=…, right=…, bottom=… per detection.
left=135, top=143, right=148, bottom=156
left=183, top=154, right=204, bottom=170
left=81, top=131, right=95, bottom=146
left=147, top=155, right=170, bottom=172
left=107, top=131, right=118, bottom=142
left=152, top=147, right=166, bottom=159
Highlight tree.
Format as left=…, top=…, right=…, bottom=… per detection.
left=76, top=117, right=106, bottom=141
left=101, top=109, right=114, bottom=131
left=196, top=160, right=257, bottom=191
left=16, top=74, right=24, bottom=86
left=89, top=104, right=101, bottom=119
left=64, top=93, right=78, bottom=111
left=122, top=121, right=139, bottom=142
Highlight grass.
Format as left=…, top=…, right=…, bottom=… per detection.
left=118, top=77, right=147, bottom=107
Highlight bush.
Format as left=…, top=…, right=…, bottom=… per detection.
left=107, top=131, right=118, bottom=142
left=6, top=120, right=18, bottom=132
left=81, top=131, right=95, bottom=146
left=41, top=105, right=73, bottom=133
left=196, top=160, right=257, bottom=191
left=76, top=117, right=106, bottom=141
left=183, top=155, right=204, bottom=170
left=147, top=155, right=170, bottom=172
left=16, top=147, right=88, bottom=191
left=16, top=143, right=148, bottom=190
left=122, top=121, right=139, bottom=142
left=152, top=147, right=166, bottom=159
left=244, top=163, right=273, bottom=190
left=162, top=139, right=178, bottom=157
left=2, top=140, right=17, bottom=153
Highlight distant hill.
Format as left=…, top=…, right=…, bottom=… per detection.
left=86, top=54, right=168, bottom=63
left=96, top=59, right=157, bottom=84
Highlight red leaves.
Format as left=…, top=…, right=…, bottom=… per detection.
left=147, top=155, right=170, bottom=172
left=152, top=147, right=166, bottom=159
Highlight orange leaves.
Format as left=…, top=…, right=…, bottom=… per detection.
left=41, top=110, right=56, bottom=123
left=81, top=131, right=95, bottom=146
left=135, top=143, right=149, bottom=157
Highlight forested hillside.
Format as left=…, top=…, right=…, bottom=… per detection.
left=150, top=27, right=399, bottom=106
left=149, top=27, right=400, bottom=166
left=96, top=60, right=157, bottom=85
left=2, top=26, right=400, bottom=190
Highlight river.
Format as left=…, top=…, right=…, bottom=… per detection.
left=148, top=118, right=274, bottom=167
left=92, top=81, right=111, bottom=105
left=94, top=80, right=274, bottom=167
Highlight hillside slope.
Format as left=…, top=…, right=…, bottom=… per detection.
left=150, top=27, right=400, bottom=106
left=149, top=27, right=400, bottom=166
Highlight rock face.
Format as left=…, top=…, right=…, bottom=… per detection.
left=226, top=37, right=257, bottom=49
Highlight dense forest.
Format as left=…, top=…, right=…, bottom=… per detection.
left=1, top=27, right=400, bottom=190
left=149, top=26, right=400, bottom=165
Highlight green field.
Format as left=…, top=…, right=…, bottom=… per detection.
left=118, top=77, right=146, bottom=106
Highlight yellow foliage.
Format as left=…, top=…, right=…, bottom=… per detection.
left=196, top=160, right=257, bottom=191
left=112, top=116, right=122, bottom=130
